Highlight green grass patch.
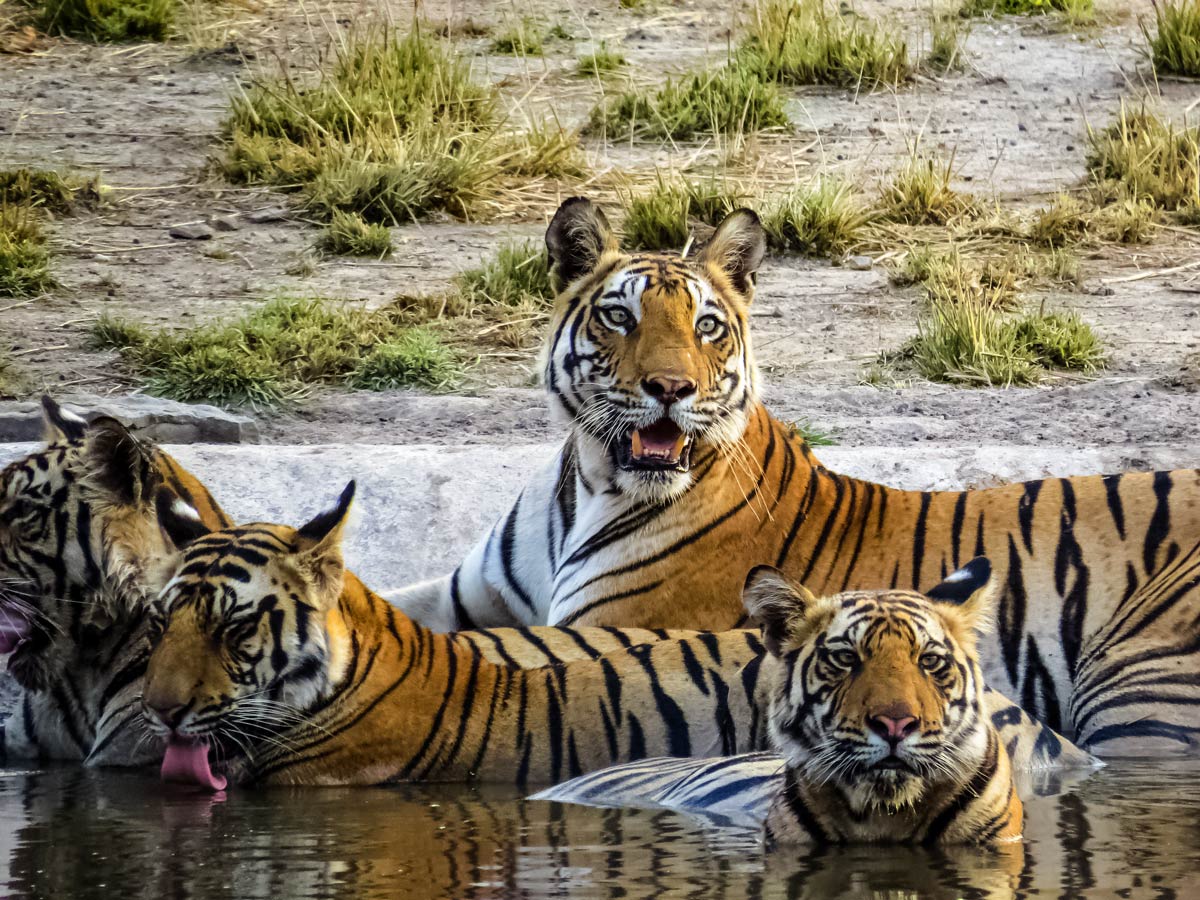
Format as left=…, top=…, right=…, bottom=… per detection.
left=317, top=210, right=393, bottom=257
left=23, top=0, right=175, bottom=41
left=89, top=297, right=458, bottom=407
left=739, top=0, right=912, bottom=88
left=1144, top=0, right=1200, bottom=77
left=0, top=203, right=52, bottom=298
left=621, top=176, right=743, bottom=250
left=878, top=150, right=977, bottom=225
left=959, top=0, right=1092, bottom=18
left=222, top=29, right=580, bottom=223
left=577, top=42, right=626, bottom=76
left=906, top=301, right=1102, bottom=387
left=587, top=64, right=789, bottom=141
left=456, top=241, right=555, bottom=309
left=491, top=19, right=544, bottom=55
left=762, top=179, right=871, bottom=257
left=1087, top=104, right=1200, bottom=211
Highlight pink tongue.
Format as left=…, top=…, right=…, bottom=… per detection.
left=161, top=737, right=227, bottom=792
left=0, top=610, right=31, bottom=655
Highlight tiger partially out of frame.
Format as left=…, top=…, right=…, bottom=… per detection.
left=393, top=196, right=1200, bottom=758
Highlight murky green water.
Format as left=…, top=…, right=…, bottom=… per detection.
left=0, top=760, right=1196, bottom=899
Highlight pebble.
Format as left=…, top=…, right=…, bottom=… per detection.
left=245, top=206, right=289, bottom=223
left=846, top=255, right=874, bottom=271
left=168, top=223, right=214, bottom=240
left=210, top=215, right=240, bottom=232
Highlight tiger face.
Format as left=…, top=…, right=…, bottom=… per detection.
left=543, top=197, right=766, bottom=503
left=141, top=483, right=355, bottom=789
left=0, top=399, right=178, bottom=689
left=743, top=559, right=998, bottom=815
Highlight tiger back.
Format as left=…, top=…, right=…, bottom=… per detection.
left=139, top=482, right=769, bottom=789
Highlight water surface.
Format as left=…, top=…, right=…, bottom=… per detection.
left=0, top=760, right=1196, bottom=899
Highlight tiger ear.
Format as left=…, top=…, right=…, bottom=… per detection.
left=294, top=481, right=356, bottom=601
left=154, top=487, right=212, bottom=552
left=84, top=417, right=158, bottom=508
left=742, top=565, right=817, bottom=657
left=41, top=396, right=89, bottom=443
left=928, top=557, right=998, bottom=634
left=695, top=208, right=766, bottom=298
left=545, top=196, right=618, bottom=292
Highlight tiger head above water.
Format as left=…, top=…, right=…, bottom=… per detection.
left=743, top=558, right=1022, bottom=845
left=139, top=482, right=358, bottom=790
left=543, top=196, right=766, bottom=503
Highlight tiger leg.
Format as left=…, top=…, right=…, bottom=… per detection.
left=1070, top=540, right=1200, bottom=757
left=983, top=689, right=1098, bottom=770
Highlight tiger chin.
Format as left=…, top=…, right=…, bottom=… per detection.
left=745, top=558, right=1023, bottom=846
left=542, top=196, right=764, bottom=506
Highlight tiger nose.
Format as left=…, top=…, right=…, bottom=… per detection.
left=145, top=700, right=190, bottom=730
left=867, top=712, right=919, bottom=745
left=642, top=374, right=697, bottom=404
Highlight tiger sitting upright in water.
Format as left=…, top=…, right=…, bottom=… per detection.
left=538, top=558, right=1026, bottom=846
left=392, top=196, right=1200, bottom=758
left=137, top=482, right=1084, bottom=788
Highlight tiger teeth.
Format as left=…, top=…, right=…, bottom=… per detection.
left=631, top=430, right=645, bottom=458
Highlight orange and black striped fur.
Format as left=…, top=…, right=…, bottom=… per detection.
left=141, top=483, right=768, bottom=788
left=748, top=559, right=1023, bottom=846
left=0, top=398, right=231, bottom=762
left=394, top=197, right=1200, bottom=758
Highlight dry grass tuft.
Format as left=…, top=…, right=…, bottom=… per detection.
left=1087, top=104, right=1200, bottom=211
left=878, top=150, right=977, bottom=225
left=763, top=179, right=872, bottom=257
left=1028, top=193, right=1091, bottom=247
left=222, top=29, right=583, bottom=222
left=621, top=176, right=744, bottom=250
left=491, top=18, right=544, bottom=56
left=740, top=0, right=912, bottom=88
left=588, top=63, right=789, bottom=141
left=577, top=42, right=626, bottom=76
left=959, top=0, right=1093, bottom=19
left=924, top=13, right=971, bottom=73
left=456, top=241, right=555, bottom=310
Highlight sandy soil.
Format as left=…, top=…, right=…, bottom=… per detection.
left=1, top=0, right=1198, bottom=448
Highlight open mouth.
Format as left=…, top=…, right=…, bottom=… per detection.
left=617, top=418, right=694, bottom=472
left=161, top=735, right=227, bottom=792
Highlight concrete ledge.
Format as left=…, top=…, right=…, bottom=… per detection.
left=0, top=395, right=258, bottom=444
left=1, top=442, right=1194, bottom=589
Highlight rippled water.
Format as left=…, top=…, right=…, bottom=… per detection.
left=0, top=760, right=1196, bottom=899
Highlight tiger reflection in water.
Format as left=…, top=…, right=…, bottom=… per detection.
left=1, top=765, right=1194, bottom=900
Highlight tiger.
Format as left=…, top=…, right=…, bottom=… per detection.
left=536, top=558, right=1028, bottom=846
left=0, top=397, right=233, bottom=764
left=141, top=485, right=1090, bottom=791
left=138, top=481, right=769, bottom=789
left=392, top=195, right=1200, bottom=759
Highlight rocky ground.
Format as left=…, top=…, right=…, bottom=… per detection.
left=0, top=0, right=1197, bottom=449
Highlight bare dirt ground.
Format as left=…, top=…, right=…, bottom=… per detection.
left=1, top=0, right=1198, bottom=447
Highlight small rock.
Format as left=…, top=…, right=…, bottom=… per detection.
left=846, top=255, right=874, bottom=271
left=169, top=223, right=214, bottom=241
left=210, top=215, right=240, bottom=232
left=245, top=206, right=289, bottom=223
